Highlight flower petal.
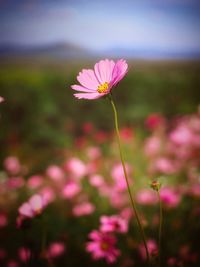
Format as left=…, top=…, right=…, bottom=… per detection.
left=19, top=203, right=33, bottom=218
left=94, top=59, right=115, bottom=84
left=110, top=59, right=128, bottom=87
left=74, top=92, right=102, bottom=100
left=29, top=194, right=43, bottom=211
left=77, top=69, right=99, bottom=90
left=71, top=85, right=93, bottom=93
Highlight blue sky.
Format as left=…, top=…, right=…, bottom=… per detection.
left=0, top=0, right=200, bottom=52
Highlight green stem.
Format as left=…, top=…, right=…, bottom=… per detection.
left=40, top=216, right=54, bottom=267
left=157, top=190, right=163, bottom=267
left=108, top=94, right=150, bottom=264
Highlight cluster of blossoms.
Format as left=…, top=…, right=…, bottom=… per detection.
left=17, top=194, right=46, bottom=225
left=144, top=112, right=200, bottom=178
left=86, top=214, right=128, bottom=263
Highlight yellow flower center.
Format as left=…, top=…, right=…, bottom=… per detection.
left=97, top=82, right=109, bottom=93
left=101, top=242, right=109, bottom=251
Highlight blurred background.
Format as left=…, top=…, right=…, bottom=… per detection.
left=0, top=0, right=200, bottom=266
left=0, top=0, right=200, bottom=167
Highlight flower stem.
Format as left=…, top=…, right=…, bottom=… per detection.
left=108, top=94, right=150, bottom=264
left=41, top=216, right=54, bottom=267
left=157, top=190, right=163, bottom=267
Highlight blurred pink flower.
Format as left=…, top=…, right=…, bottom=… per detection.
left=46, top=165, right=65, bottom=181
left=71, top=59, right=128, bottom=100
left=89, top=174, right=105, bottom=187
left=86, top=230, right=120, bottom=263
left=65, top=157, right=87, bottom=179
left=145, top=113, right=165, bottom=131
left=86, top=146, right=101, bottom=160
left=120, top=207, right=133, bottom=221
left=18, top=247, right=31, bottom=262
left=18, top=194, right=45, bottom=218
left=167, top=257, right=179, bottom=266
left=94, top=130, right=109, bottom=143
left=39, top=187, right=55, bottom=205
left=120, top=127, right=134, bottom=143
left=100, top=215, right=128, bottom=233
left=4, top=156, right=21, bottom=175
left=136, top=189, right=158, bottom=205
left=47, top=242, right=65, bottom=258
left=62, top=182, right=81, bottom=199
left=82, top=122, right=94, bottom=134
left=27, top=175, right=43, bottom=189
left=139, top=239, right=158, bottom=261
left=188, top=184, right=200, bottom=198
left=73, top=202, right=95, bottom=217
left=0, top=248, right=7, bottom=259
left=0, top=213, right=8, bottom=228
left=0, top=96, right=4, bottom=103
left=109, top=191, right=129, bottom=209
left=169, top=124, right=193, bottom=146
left=7, top=260, right=19, bottom=267
left=160, top=187, right=181, bottom=208
left=144, top=136, right=161, bottom=157
left=111, top=162, right=132, bottom=191
left=154, top=157, right=176, bottom=175
left=6, top=176, right=25, bottom=189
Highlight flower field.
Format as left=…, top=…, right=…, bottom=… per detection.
left=0, top=59, right=200, bottom=267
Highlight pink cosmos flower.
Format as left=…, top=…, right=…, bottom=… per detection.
left=120, top=207, right=133, bottom=221
left=100, top=215, right=128, bottom=233
left=6, top=176, right=25, bottom=189
left=82, top=122, right=94, bottom=134
left=169, top=124, right=193, bottom=146
left=144, top=136, right=161, bottom=157
left=136, top=189, right=158, bottom=206
left=62, top=181, right=81, bottom=199
left=86, top=146, right=101, bottom=160
left=111, top=162, right=132, bottom=191
left=47, top=242, right=65, bottom=258
left=46, top=165, right=65, bottom=181
left=120, top=127, right=134, bottom=143
left=64, top=157, right=87, bottom=179
left=86, top=230, right=120, bottom=263
left=109, top=191, right=129, bottom=209
left=72, top=202, right=95, bottom=217
left=71, top=59, right=128, bottom=100
left=27, top=175, right=43, bottom=189
left=145, top=113, right=165, bottom=131
left=153, top=157, right=176, bottom=175
left=18, top=194, right=45, bottom=218
left=89, top=174, right=105, bottom=187
left=188, top=184, right=200, bottom=198
left=160, top=187, right=181, bottom=208
left=18, top=247, right=31, bottom=262
left=4, top=156, right=21, bottom=175
left=139, top=239, right=158, bottom=261
left=0, top=96, right=4, bottom=103
left=39, top=187, right=55, bottom=205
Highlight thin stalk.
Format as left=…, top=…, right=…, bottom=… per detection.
left=157, top=190, right=163, bottom=267
left=108, top=94, right=150, bottom=264
left=41, top=216, right=54, bottom=267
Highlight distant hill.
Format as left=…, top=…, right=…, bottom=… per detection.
left=0, top=42, right=200, bottom=60
left=0, top=42, right=92, bottom=59
left=101, top=47, right=200, bottom=60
